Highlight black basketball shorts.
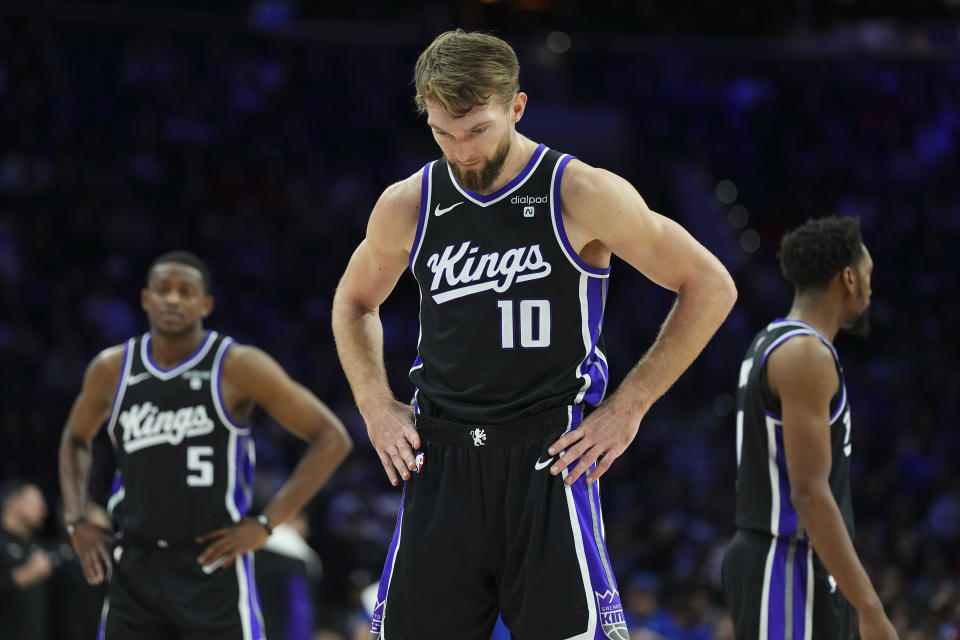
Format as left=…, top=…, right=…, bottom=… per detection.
left=369, top=405, right=628, bottom=640
left=98, top=538, right=265, bottom=640
left=722, top=529, right=853, bottom=640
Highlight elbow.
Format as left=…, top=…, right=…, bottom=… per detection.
left=790, top=482, right=822, bottom=512
left=716, top=265, right=738, bottom=312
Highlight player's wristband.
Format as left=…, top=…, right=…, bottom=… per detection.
left=65, top=517, right=86, bottom=537
left=255, top=514, right=272, bottom=535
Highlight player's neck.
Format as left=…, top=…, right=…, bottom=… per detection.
left=149, top=327, right=208, bottom=369
left=786, top=296, right=839, bottom=343
left=477, top=135, right=539, bottom=195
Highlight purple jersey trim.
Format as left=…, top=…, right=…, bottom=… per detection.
left=142, top=330, right=217, bottom=378
left=451, top=143, right=547, bottom=204
left=551, top=155, right=611, bottom=277
left=214, top=338, right=249, bottom=431
left=409, top=161, right=434, bottom=272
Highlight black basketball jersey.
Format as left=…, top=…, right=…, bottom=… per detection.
left=733, top=319, right=855, bottom=540
left=408, top=145, right=610, bottom=423
left=105, top=331, right=254, bottom=543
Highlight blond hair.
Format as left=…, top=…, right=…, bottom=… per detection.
left=414, top=30, right=520, bottom=117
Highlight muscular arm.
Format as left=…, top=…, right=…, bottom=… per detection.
left=550, top=163, right=737, bottom=484
left=58, top=346, right=124, bottom=584
left=197, top=346, right=352, bottom=568
left=769, top=337, right=888, bottom=625
left=224, top=345, right=352, bottom=529
left=331, top=171, right=422, bottom=485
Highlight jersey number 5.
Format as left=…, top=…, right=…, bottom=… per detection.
left=497, top=299, right=551, bottom=349
left=187, top=446, right=214, bottom=487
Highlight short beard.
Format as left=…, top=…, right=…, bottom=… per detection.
left=843, top=309, right=870, bottom=337
left=448, top=131, right=511, bottom=192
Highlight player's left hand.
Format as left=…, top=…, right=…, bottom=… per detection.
left=195, top=517, right=271, bottom=571
left=546, top=398, right=643, bottom=486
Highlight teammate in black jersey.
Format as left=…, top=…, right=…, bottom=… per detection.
left=332, top=30, right=736, bottom=640
left=721, top=218, right=897, bottom=640
left=59, top=251, right=352, bottom=640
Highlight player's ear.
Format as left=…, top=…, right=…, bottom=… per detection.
left=140, top=287, right=150, bottom=311
left=840, top=266, right=857, bottom=296
left=201, top=295, right=214, bottom=318
left=511, top=92, right=527, bottom=123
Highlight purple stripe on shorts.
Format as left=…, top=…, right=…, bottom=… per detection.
left=243, top=553, right=265, bottom=639
left=568, top=455, right=625, bottom=638
left=774, top=425, right=797, bottom=537
left=768, top=537, right=789, bottom=639
left=371, top=487, right=405, bottom=636
left=793, top=542, right=810, bottom=640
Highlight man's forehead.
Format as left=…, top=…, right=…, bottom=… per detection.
left=425, top=99, right=500, bottom=128
left=150, top=262, right=203, bottom=282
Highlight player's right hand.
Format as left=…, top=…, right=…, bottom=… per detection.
left=857, top=607, right=899, bottom=640
left=360, top=399, right=419, bottom=486
left=69, top=521, right=114, bottom=585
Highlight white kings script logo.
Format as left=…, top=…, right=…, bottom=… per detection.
left=117, top=401, right=215, bottom=453
left=426, top=241, right=552, bottom=304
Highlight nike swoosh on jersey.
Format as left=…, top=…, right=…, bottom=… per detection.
left=434, top=202, right=464, bottom=217
left=534, top=456, right=556, bottom=471
left=127, top=372, right=152, bottom=386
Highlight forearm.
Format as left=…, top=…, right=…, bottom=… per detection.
left=794, top=486, right=882, bottom=614
left=611, top=271, right=735, bottom=416
left=331, top=295, right=395, bottom=410
left=59, top=431, right=94, bottom=524
left=261, top=427, right=352, bottom=527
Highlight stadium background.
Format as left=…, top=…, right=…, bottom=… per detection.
left=0, top=0, right=958, bottom=637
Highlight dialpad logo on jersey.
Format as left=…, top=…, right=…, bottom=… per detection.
left=118, top=402, right=216, bottom=453
left=426, top=241, right=552, bottom=304
left=595, top=590, right=628, bottom=640
left=470, top=428, right=487, bottom=447
left=182, top=370, right=210, bottom=390
left=510, top=194, right=548, bottom=205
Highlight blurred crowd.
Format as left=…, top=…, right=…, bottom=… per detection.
left=0, top=7, right=958, bottom=639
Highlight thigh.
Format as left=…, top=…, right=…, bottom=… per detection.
left=102, top=548, right=179, bottom=640
left=373, top=441, right=499, bottom=640
left=501, top=423, right=628, bottom=640
left=169, top=552, right=266, bottom=640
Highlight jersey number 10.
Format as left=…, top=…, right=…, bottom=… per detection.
left=497, top=299, right=551, bottom=349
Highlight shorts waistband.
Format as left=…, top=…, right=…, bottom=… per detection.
left=415, top=405, right=575, bottom=447
left=119, top=530, right=205, bottom=551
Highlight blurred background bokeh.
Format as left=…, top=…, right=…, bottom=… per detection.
left=0, top=1, right=958, bottom=638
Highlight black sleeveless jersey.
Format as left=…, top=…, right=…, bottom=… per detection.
left=408, top=145, right=610, bottom=423
left=733, top=319, right=854, bottom=540
left=105, top=331, right=254, bottom=543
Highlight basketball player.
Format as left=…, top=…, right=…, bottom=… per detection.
left=331, top=30, right=737, bottom=639
left=59, top=251, right=352, bottom=640
left=721, top=217, right=897, bottom=639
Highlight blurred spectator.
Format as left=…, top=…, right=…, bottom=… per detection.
left=0, top=480, right=52, bottom=640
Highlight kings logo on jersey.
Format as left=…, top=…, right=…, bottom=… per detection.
left=117, top=401, right=216, bottom=453
left=425, top=241, right=552, bottom=304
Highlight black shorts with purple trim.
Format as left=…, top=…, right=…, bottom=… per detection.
left=721, top=528, right=852, bottom=640
left=98, top=537, right=265, bottom=640
left=369, top=405, right=628, bottom=640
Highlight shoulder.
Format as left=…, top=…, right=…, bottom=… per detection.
left=81, top=344, right=127, bottom=397
left=368, top=168, right=425, bottom=253
left=558, top=159, right=627, bottom=206
left=767, top=334, right=838, bottom=396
